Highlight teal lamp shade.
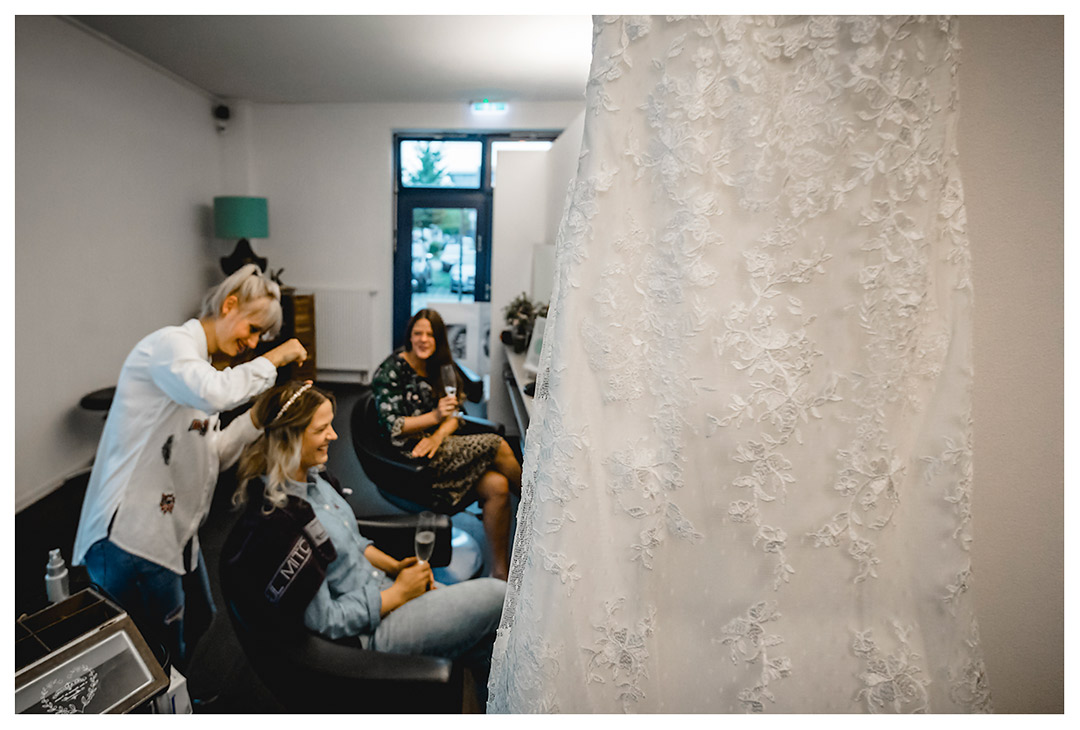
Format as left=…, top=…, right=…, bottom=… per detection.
left=213, top=196, right=269, bottom=239
left=213, top=196, right=269, bottom=275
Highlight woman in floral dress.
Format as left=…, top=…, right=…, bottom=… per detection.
left=372, top=308, right=521, bottom=580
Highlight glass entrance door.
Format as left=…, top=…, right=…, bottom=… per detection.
left=394, top=194, right=491, bottom=375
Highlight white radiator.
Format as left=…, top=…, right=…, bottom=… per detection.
left=309, top=288, right=378, bottom=378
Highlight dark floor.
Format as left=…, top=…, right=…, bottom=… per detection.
left=15, top=382, right=507, bottom=714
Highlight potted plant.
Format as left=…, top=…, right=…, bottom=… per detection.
left=501, top=292, right=547, bottom=353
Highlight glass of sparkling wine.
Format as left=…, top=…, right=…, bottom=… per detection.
left=441, top=363, right=461, bottom=417
left=415, top=511, right=437, bottom=564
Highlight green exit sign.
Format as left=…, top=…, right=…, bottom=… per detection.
left=471, top=100, right=508, bottom=114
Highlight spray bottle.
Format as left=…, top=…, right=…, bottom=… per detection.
left=45, top=548, right=70, bottom=604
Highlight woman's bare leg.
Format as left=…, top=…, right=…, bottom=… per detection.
left=476, top=470, right=511, bottom=580
left=493, top=439, right=522, bottom=495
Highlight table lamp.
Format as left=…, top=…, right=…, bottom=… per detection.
left=214, top=196, right=269, bottom=275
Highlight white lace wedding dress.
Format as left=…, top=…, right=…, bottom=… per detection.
left=488, top=16, right=991, bottom=713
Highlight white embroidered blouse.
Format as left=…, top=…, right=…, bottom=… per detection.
left=73, top=319, right=277, bottom=575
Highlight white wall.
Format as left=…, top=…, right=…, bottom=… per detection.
left=492, top=151, right=552, bottom=314
left=535, top=109, right=586, bottom=305
left=244, top=100, right=584, bottom=359
left=15, top=16, right=223, bottom=510
left=485, top=115, right=587, bottom=435
left=960, top=16, right=1064, bottom=713
left=545, top=109, right=586, bottom=245
left=488, top=150, right=553, bottom=435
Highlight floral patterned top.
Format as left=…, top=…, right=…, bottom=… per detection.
left=370, top=352, right=503, bottom=511
left=371, top=353, right=438, bottom=448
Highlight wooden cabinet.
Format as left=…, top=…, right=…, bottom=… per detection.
left=234, top=288, right=316, bottom=384
left=277, top=289, right=317, bottom=383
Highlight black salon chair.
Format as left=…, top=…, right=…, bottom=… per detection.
left=352, top=362, right=504, bottom=515
left=452, top=359, right=485, bottom=405
left=220, top=512, right=462, bottom=713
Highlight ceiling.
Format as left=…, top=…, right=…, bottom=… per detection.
left=71, top=15, right=594, bottom=104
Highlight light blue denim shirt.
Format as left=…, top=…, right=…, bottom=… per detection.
left=286, top=469, right=392, bottom=641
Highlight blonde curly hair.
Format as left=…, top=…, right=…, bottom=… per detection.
left=235, top=381, right=336, bottom=512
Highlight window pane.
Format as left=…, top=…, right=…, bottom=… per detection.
left=410, top=208, right=479, bottom=311
left=400, top=140, right=483, bottom=189
left=491, top=140, right=553, bottom=187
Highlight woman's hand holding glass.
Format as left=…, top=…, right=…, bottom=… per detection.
left=383, top=555, right=414, bottom=579
left=411, top=396, right=456, bottom=458
left=393, top=557, right=435, bottom=600
left=440, top=364, right=463, bottom=418
left=434, top=394, right=457, bottom=421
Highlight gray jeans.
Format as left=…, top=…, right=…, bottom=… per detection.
left=368, top=577, right=506, bottom=706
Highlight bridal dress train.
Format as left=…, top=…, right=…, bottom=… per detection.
left=488, top=16, right=991, bottom=713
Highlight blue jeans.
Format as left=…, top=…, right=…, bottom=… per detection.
left=83, top=538, right=215, bottom=671
left=370, top=577, right=505, bottom=706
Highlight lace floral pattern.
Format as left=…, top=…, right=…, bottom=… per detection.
left=489, top=15, right=989, bottom=713
left=799, top=15, right=963, bottom=580
left=948, top=623, right=994, bottom=713
left=717, top=602, right=792, bottom=712
left=582, top=599, right=657, bottom=712
left=808, top=452, right=905, bottom=581
left=923, top=397, right=976, bottom=551
left=714, top=242, right=842, bottom=586
left=488, top=628, right=563, bottom=714
left=853, top=622, right=931, bottom=713
left=535, top=545, right=581, bottom=595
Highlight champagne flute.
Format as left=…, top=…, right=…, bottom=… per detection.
left=441, top=363, right=462, bottom=417
left=414, top=511, right=437, bottom=565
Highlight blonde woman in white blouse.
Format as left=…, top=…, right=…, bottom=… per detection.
left=73, top=264, right=307, bottom=670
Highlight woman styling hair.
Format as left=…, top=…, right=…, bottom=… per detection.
left=371, top=308, right=522, bottom=580
left=233, top=381, right=506, bottom=708
left=72, top=264, right=307, bottom=670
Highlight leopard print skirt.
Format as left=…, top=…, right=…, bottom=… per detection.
left=412, top=432, right=503, bottom=510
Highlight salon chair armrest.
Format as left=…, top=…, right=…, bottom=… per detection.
left=359, top=443, right=429, bottom=477
left=455, top=361, right=484, bottom=403
left=356, top=513, right=452, bottom=567
left=457, top=414, right=505, bottom=437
